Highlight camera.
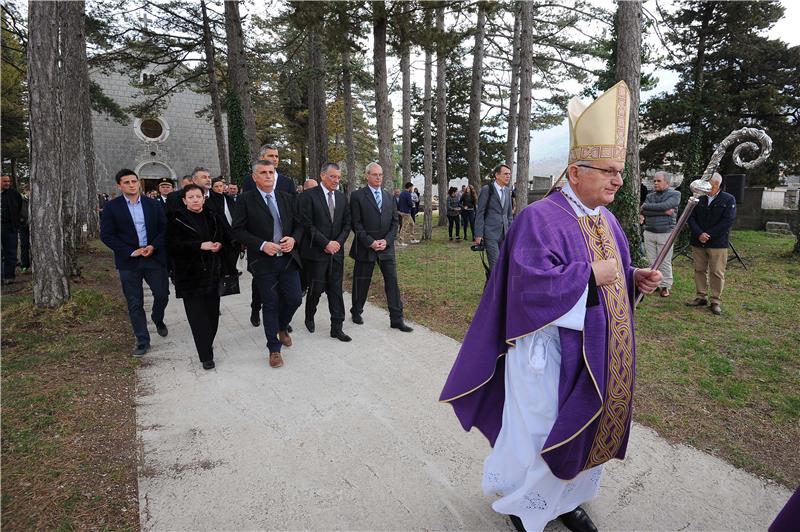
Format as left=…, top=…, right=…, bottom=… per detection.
left=471, top=243, right=485, bottom=252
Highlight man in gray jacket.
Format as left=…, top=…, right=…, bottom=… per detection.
left=641, top=171, right=681, bottom=297
left=475, top=164, right=514, bottom=270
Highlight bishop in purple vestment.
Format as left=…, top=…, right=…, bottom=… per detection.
left=439, top=81, right=662, bottom=532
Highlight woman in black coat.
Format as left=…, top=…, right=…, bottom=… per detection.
left=166, top=184, right=230, bottom=369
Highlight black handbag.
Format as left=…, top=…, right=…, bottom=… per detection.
left=218, top=273, right=240, bottom=297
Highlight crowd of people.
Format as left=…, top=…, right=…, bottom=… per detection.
left=98, top=145, right=414, bottom=371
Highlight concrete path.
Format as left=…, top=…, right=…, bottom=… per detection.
left=136, top=273, right=790, bottom=531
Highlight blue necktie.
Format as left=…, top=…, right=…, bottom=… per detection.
left=265, top=194, right=283, bottom=242
left=374, top=189, right=382, bottom=211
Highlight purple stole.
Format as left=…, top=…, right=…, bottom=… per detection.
left=439, top=192, right=637, bottom=480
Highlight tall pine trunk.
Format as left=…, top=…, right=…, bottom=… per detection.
left=514, top=1, right=534, bottom=214
left=505, top=3, right=521, bottom=167
left=373, top=1, right=394, bottom=190
left=342, top=40, right=357, bottom=196
left=614, top=0, right=643, bottom=263
left=467, top=2, right=486, bottom=191
left=81, top=27, right=99, bottom=240
left=29, top=0, right=70, bottom=307
left=401, top=41, right=412, bottom=185
left=61, top=1, right=86, bottom=277
left=201, top=0, right=229, bottom=178
left=435, top=5, right=448, bottom=226
left=224, top=0, right=259, bottom=159
left=308, top=25, right=328, bottom=174
left=422, top=42, right=433, bottom=240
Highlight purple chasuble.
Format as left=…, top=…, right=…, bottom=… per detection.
left=439, top=191, right=637, bottom=480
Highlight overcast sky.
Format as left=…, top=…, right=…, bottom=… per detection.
left=528, top=0, right=800, bottom=177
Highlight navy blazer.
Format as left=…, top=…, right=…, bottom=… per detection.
left=232, top=188, right=303, bottom=273
left=100, top=195, right=168, bottom=270
left=688, top=191, right=736, bottom=249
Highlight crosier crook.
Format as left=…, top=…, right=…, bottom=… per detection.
left=635, top=127, right=773, bottom=307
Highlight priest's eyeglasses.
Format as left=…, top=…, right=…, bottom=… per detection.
left=576, top=164, right=623, bottom=178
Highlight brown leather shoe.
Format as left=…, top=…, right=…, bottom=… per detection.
left=685, top=297, right=708, bottom=307
left=269, top=352, right=283, bottom=368
left=710, top=303, right=722, bottom=315
left=278, top=330, right=292, bottom=347
left=660, top=287, right=670, bottom=297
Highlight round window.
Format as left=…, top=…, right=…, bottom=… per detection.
left=140, top=119, right=164, bottom=140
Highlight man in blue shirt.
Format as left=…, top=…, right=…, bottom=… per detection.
left=100, top=169, right=170, bottom=357
left=397, top=182, right=418, bottom=245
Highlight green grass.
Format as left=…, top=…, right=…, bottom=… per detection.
left=363, top=225, right=800, bottom=487
left=1, top=243, right=140, bottom=530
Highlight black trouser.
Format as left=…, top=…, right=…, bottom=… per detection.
left=251, top=276, right=261, bottom=313
left=447, top=215, right=461, bottom=239
left=182, top=293, right=220, bottom=363
left=461, top=210, right=475, bottom=241
left=351, top=258, right=404, bottom=324
left=1, top=224, right=18, bottom=279
left=305, top=256, right=345, bottom=328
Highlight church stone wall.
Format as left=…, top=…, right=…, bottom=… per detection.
left=91, top=69, right=227, bottom=194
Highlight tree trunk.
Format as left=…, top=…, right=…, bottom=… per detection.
left=466, top=2, right=486, bottom=191
left=81, top=29, right=99, bottom=240
left=28, top=0, right=70, bottom=307
left=224, top=0, right=259, bottom=159
left=514, top=1, right=534, bottom=214
left=311, top=28, right=328, bottom=170
left=435, top=5, right=448, bottom=226
left=505, top=3, right=521, bottom=167
left=342, top=42, right=357, bottom=197
left=422, top=44, right=434, bottom=240
left=614, top=0, right=644, bottom=263
left=401, top=42, right=412, bottom=185
left=61, top=1, right=87, bottom=277
left=201, top=0, right=229, bottom=178
left=373, top=1, right=394, bottom=190
left=686, top=3, right=713, bottom=180
left=307, top=77, right=319, bottom=180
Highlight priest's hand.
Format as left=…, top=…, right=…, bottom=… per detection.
left=591, top=259, right=618, bottom=286
left=634, top=268, right=662, bottom=294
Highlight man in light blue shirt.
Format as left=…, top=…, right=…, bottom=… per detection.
left=100, top=169, right=170, bottom=357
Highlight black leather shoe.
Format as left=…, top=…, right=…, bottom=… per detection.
left=155, top=322, right=168, bottom=337
left=391, top=321, right=413, bottom=332
left=509, top=515, right=526, bottom=532
left=250, top=311, right=260, bottom=327
left=202, top=360, right=215, bottom=370
left=132, top=343, right=150, bottom=357
left=559, top=506, right=597, bottom=532
left=305, top=319, right=315, bottom=333
left=352, top=314, right=364, bottom=325
left=331, top=329, right=352, bottom=342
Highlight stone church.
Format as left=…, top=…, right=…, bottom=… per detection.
left=91, top=68, right=226, bottom=194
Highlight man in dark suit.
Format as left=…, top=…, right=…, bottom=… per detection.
left=299, top=162, right=352, bottom=342
left=242, top=145, right=297, bottom=327
left=242, top=145, right=296, bottom=196
left=207, top=177, right=239, bottom=274
left=233, top=160, right=303, bottom=368
left=1, top=174, right=23, bottom=284
left=475, top=163, right=514, bottom=270
left=349, top=163, right=413, bottom=332
left=100, top=169, right=170, bottom=357
left=686, top=172, right=737, bottom=315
